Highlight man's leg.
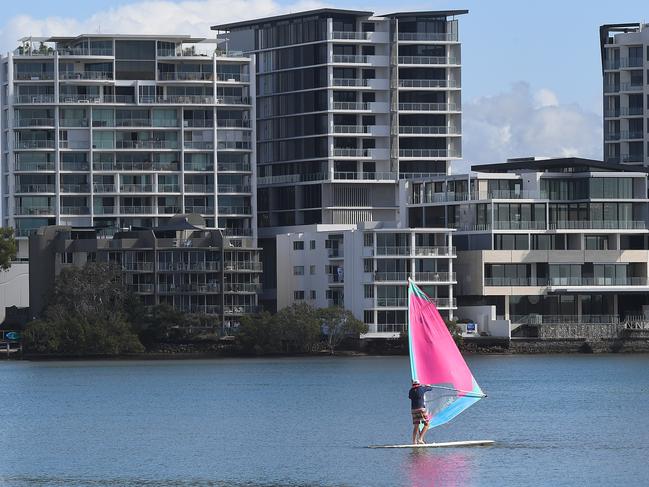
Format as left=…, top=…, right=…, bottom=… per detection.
left=412, top=423, right=420, bottom=445
left=418, top=422, right=430, bottom=444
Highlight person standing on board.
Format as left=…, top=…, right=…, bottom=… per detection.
left=409, top=380, right=434, bottom=444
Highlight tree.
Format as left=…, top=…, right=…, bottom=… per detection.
left=318, top=307, right=368, bottom=354
left=272, top=303, right=320, bottom=353
left=0, top=227, right=17, bottom=271
left=236, top=311, right=278, bottom=355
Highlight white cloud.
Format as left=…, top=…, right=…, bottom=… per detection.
left=0, top=0, right=324, bottom=53
left=456, top=82, right=602, bottom=173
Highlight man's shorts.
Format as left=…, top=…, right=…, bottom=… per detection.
left=411, top=408, right=429, bottom=425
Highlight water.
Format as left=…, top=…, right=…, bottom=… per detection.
left=1, top=354, right=648, bottom=487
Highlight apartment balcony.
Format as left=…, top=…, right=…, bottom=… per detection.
left=397, top=56, right=459, bottom=65
left=120, top=184, right=154, bottom=193
left=139, top=95, right=218, bottom=105
left=219, top=206, right=251, bottom=215
left=619, top=83, right=644, bottom=93
left=620, top=131, right=644, bottom=140
left=375, top=246, right=411, bottom=256
left=216, top=73, right=250, bottom=83
left=549, top=220, right=646, bottom=230
left=376, top=297, right=456, bottom=308
left=621, top=154, right=644, bottom=163
left=256, top=173, right=327, bottom=185
left=397, top=32, right=458, bottom=42
left=218, top=96, right=251, bottom=105
left=493, top=221, right=547, bottom=230
left=221, top=228, right=254, bottom=237
left=415, top=246, right=456, bottom=257
left=216, top=119, right=250, bottom=128
left=121, top=206, right=154, bottom=214
left=59, top=71, right=113, bottom=81
left=93, top=162, right=179, bottom=171
left=605, top=132, right=621, bottom=141
left=158, top=261, right=220, bottom=272
left=333, top=148, right=389, bottom=159
left=58, top=48, right=113, bottom=56
left=218, top=141, right=251, bottom=150
left=333, top=78, right=369, bottom=87
left=373, top=272, right=409, bottom=282
left=60, top=184, right=90, bottom=193
left=399, top=172, right=447, bottom=180
left=218, top=184, right=251, bottom=193
left=185, top=206, right=215, bottom=214
left=60, top=206, right=90, bottom=215
left=549, top=277, right=649, bottom=287
left=399, top=148, right=459, bottom=158
left=327, top=248, right=344, bottom=258
left=15, top=206, right=55, bottom=215
left=224, top=305, right=259, bottom=315
left=158, top=184, right=181, bottom=192
left=333, top=125, right=390, bottom=136
left=15, top=117, right=55, bottom=128
left=14, top=71, right=54, bottom=81
left=115, top=140, right=178, bottom=150
left=15, top=140, right=55, bottom=150
left=158, top=72, right=214, bottom=81
left=123, top=262, right=155, bottom=272
left=223, top=283, right=261, bottom=293
left=330, top=31, right=371, bottom=40
left=398, top=79, right=460, bottom=89
left=93, top=206, right=115, bottom=214
left=398, top=102, right=460, bottom=112
left=620, top=107, right=644, bottom=116
left=157, top=283, right=221, bottom=294
left=14, top=162, right=55, bottom=172
left=184, top=184, right=214, bottom=193
left=332, top=101, right=370, bottom=111
left=13, top=95, right=56, bottom=104
left=159, top=205, right=181, bottom=214
left=415, top=271, right=456, bottom=282
left=484, top=277, right=548, bottom=287
left=509, top=314, right=619, bottom=326
left=59, top=141, right=90, bottom=150
left=127, top=284, right=154, bottom=294
left=333, top=171, right=397, bottom=181
left=603, top=57, right=644, bottom=70
left=331, top=54, right=370, bottom=64
left=399, top=126, right=460, bottom=135
left=184, top=141, right=214, bottom=150
left=93, top=184, right=116, bottom=193
left=223, top=261, right=262, bottom=272
left=59, top=118, right=89, bottom=128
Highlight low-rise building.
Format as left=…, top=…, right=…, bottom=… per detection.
left=402, top=157, right=649, bottom=334
left=276, top=222, right=455, bottom=338
left=29, top=214, right=261, bottom=333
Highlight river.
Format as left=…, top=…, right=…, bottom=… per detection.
left=1, top=354, right=648, bottom=486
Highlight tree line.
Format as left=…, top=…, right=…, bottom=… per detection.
left=21, top=262, right=368, bottom=356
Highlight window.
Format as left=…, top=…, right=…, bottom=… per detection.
left=294, top=290, right=305, bottom=300
left=364, top=285, right=374, bottom=298
left=87, top=252, right=96, bottom=263
left=293, top=266, right=304, bottom=275
left=363, top=259, right=373, bottom=273
left=364, top=310, right=374, bottom=324
left=310, top=240, right=316, bottom=249
left=309, top=265, right=316, bottom=275
left=310, top=290, right=316, bottom=300
left=363, top=233, right=374, bottom=247
left=293, top=241, right=304, bottom=250
left=61, top=252, right=73, bottom=264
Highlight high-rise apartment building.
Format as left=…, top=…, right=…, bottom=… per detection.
left=600, top=23, right=649, bottom=166
left=213, top=8, right=465, bottom=228
left=1, top=35, right=257, bottom=258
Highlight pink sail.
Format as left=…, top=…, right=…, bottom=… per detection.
left=408, top=280, right=484, bottom=428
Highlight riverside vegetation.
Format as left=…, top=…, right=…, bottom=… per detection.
left=21, top=262, right=368, bottom=357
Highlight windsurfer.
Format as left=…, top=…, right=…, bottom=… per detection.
left=409, top=380, right=434, bottom=444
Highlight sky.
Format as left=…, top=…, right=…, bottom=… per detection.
left=1, top=0, right=646, bottom=170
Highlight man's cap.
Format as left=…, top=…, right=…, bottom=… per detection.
left=412, top=380, right=420, bottom=386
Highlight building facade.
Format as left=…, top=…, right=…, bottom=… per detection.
left=213, top=8, right=464, bottom=228
left=402, top=157, right=649, bottom=333
left=29, top=214, right=262, bottom=331
left=275, top=222, right=455, bottom=338
left=600, top=23, right=649, bottom=166
left=1, top=34, right=257, bottom=258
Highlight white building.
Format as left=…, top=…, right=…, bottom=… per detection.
left=600, top=23, right=649, bottom=166
left=1, top=34, right=256, bottom=259
left=276, top=222, right=455, bottom=338
left=402, top=157, right=649, bottom=336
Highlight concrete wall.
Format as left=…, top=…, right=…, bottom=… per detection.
left=0, top=262, right=29, bottom=322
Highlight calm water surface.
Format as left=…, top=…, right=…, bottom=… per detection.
left=1, top=355, right=648, bottom=486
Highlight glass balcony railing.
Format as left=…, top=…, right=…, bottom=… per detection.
left=398, top=79, right=459, bottom=88
left=397, top=32, right=458, bottom=42
left=184, top=184, right=214, bottom=193
left=398, top=102, right=459, bottom=111
left=14, top=71, right=54, bottom=80
left=59, top=71, right=113, bottom=80
left=398, top=56, right=458, bottom=65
